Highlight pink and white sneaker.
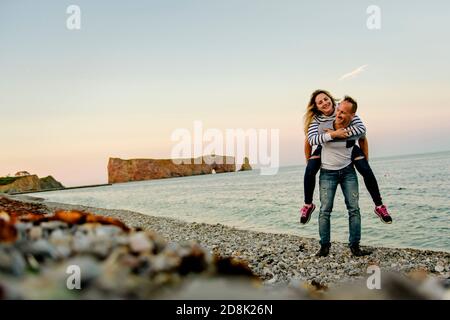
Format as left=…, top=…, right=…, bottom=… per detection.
left=300, top=204, right=316, bottom=224
left=374, top=205, right=393, bottom=224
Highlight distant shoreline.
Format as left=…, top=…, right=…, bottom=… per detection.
left=10, top=183, right=112, bottom=195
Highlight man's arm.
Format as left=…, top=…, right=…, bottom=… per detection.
left=358, top=136, right=369, bottom=160
left=346, top=115, right=366, bottom=137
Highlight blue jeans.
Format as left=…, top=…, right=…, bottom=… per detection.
left=319, top=164, right=361, bottom=247
left=304, top=145, right=382, bottom=206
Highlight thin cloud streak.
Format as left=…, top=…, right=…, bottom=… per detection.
left=339, top=64, right=368, bottom=80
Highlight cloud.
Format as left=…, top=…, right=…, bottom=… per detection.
left=339, top=64, right=368, bottom=81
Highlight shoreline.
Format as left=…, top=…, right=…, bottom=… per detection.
left=18, top=195, right=449, bottom=254
left=10, top=195, right=450, bottom=287
left=9, top=183, right=112, bottom=195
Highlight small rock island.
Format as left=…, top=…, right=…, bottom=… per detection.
left=239, top=157, right=252, bottom=171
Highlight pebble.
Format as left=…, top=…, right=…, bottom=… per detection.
left=29, top=227, right=43, bottom=240
left=435, top=264, right=445, bottom=273
left=129, top=232, right=154, bottom=253
left=96, top=225, right=123, bottom=237
left=0, top=211, right=10, bottom=222
left=26, top=239, right=58, bottom=260
left=0, top=247, right=26, bottom=276
left=72, top=234, right=92, bottom=253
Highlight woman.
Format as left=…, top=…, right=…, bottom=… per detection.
left=300, top=89, right=392, bottom=224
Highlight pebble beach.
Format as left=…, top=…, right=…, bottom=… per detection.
left=1, top=194, right=449, bottom=299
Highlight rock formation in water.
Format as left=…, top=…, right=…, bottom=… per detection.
left=239, top=157, right=252, bottom=171
left=0, top=175, right=64, bottom=194
left=107, top=155, right=236, bottom=183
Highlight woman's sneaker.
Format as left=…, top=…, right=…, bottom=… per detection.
left=374, top=205, right=393, bottom=224
left=300, top=204, right=316, bottom=224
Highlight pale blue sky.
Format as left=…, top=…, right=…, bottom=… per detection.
left=1, top=1, right=449, bottom=185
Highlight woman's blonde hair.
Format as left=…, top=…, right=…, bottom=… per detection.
left=303, top=89, right=337, bottom=135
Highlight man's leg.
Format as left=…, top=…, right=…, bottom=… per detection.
left=318, top=169, right=338, bottom=246
left=340, top=165, right=361, bottom=247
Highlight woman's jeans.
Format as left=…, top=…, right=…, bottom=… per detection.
left=319, top=164, right=361, bottom=247
left=303, top=145, right=382, bottom=206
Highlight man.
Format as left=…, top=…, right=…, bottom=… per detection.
left=316, top=96, right=372, bottom=257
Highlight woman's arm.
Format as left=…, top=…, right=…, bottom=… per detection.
left=308, top=118, right=353, bottom=146
left=304, top=139, right=312, bottom=162
left=307, top=119, right=333, bottom=146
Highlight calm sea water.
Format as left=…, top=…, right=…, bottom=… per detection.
left=33, top=152, right=450, bottom=252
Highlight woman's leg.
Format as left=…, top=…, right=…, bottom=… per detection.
left=304, top=145, right=322, bottom=204
left=351, top=145, right=383, bottom=206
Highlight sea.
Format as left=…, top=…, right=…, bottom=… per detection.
left=32, top=151, right=450, bottom=252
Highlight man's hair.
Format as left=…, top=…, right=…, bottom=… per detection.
left=342, top=95, right=358, bottom=113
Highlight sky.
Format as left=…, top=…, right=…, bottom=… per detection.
left=1, top=0, right=449, bottom=186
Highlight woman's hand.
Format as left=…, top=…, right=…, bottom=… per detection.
left=325, top=128, right=349, bottom=139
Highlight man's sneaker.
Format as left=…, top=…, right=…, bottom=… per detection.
left=300, top=204, right=316, bottom=224
left=350, top=244, right=372, bottom=257
left=316, top=243, right=331, bottom=257
left=374, top=205, right=393, bottom=224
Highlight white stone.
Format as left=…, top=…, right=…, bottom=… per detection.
left=434, top=264, right=444, bottom=273
left=129, top=232, right=153, bottom=253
